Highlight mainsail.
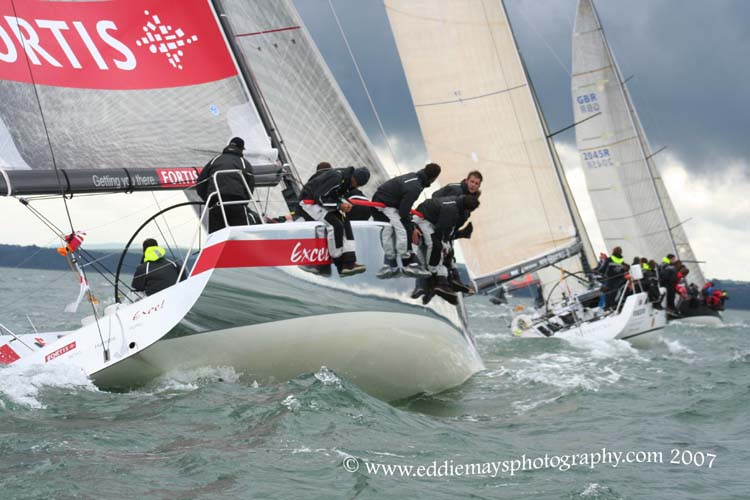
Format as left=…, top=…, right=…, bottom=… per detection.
left=0, top=0, right=279, bottom=180
left=384, top=0, right=593, bottom=293
left=218, top=0, right=390, bottom=194
left=571, top=0, right=705, bottom=285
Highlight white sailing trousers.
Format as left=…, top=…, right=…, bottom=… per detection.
left=377, top=206, right=410, bottom=263
left=413, top=217, right=448, bottom=277
left=300, top=203, right=355, bottom=259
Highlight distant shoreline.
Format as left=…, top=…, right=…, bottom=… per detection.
left=0, top=243, right=144, bottom=274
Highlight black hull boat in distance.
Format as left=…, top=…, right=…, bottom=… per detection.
left=671, top=301, right=723, bottom=325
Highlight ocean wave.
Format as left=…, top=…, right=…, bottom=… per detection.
left=487, top=352, right=624, bottom=394
left=0, top=362, right=96, bottom=409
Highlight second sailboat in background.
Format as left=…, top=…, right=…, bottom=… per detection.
left=382, top=0, right=666, bottom=343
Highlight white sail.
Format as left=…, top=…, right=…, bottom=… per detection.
left=221, top=0, right=389, bottom=194
left=572, top=0, right=704, bottom=284
left=384, top=0, right=593, bottom=292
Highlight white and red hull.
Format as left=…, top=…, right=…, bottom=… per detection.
left=1, top=222, right=483, bottom=401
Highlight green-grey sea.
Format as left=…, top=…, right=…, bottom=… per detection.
left=1, top=268, right=748, bottom=499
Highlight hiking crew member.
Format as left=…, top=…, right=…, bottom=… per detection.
left=432, top=170, right=482, bottom=198
left=431, top=171, right=482, bottom=290
left=196, top=137, right=258, bottom=233
left=132, top=238, right=181, bottom=296
left=412, top=195, right=480, bottom=301
left=372, top=163, right=441, bottom=278
left=299, top=166, right=370, bottom=277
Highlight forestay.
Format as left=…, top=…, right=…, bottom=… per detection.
left=572, top=0, right=704, bottom=285
left=385, top=0, right=593, bottom=293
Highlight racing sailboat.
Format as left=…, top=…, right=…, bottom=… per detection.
left=571, top=0, right=721, bottom=324
left=0, top=0, right=483, bottom=401
left=383, top=0, right=666, bottom=343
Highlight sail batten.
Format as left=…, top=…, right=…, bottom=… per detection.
left=572, top=0, right=705, bottom=284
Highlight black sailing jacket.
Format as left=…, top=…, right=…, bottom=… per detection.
left=196, top=145, right=255, bottom=203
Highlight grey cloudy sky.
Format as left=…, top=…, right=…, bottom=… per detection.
left=294, top=0, right=750, bottom=178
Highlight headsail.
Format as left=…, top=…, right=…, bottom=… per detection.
left=384, top=0, right=593, bottom=293
left=572, top=0, right=705, bottom=284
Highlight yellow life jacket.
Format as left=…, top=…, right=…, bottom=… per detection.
left=610, top=254, right=624, bottom=265
left=144, top=245, right=166, bottom=263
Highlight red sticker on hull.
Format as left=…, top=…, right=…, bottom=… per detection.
left=45, top=341, right=77, bottom=363
left=0, top=344, right=20, bottom=364
left=192, top=239, right=331, bottom=275
left=0, top=0, right=237, bottom=89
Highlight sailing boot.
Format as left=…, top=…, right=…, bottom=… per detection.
left=401, top=254, right=431, bottom=278
left=376, top=258, right=399, bottom=279
left=433, top=276, right=458, bottom=304
left=340, top=263, right=367, bottom=277
left=299, top=264, right=332, bottom=277
left=451, top=279, right=474, bottom=294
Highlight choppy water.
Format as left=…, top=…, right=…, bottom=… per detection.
left=1, top=268, right=749, bottom=499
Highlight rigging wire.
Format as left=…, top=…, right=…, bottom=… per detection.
left=327, top=0, right=403, bottom=176
left=150, top=192, right=181, bottom=261
left=514, top=2, right=572, bottom=77
left=19, top=199, right=141, bottom=304
left=9, top=1, right=75, bottom=237
left=19, top=199, right=66, bottom=238
left=255, top=5, right=372, bottom=181
left=9, top=0, right=107, bottom=357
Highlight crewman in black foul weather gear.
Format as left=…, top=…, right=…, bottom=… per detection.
left=372, top=163, right=441, bottom=278
left=196, top=137, right=259, bottom=233
left=299, top=166, right=370, bottom=277
left=412, top=195, right=480, bottom=302
left=432, top=171, right=482, bottom=291
left=658, top=254, right=678, bottom=311
left=132, top=238, right=181, bottom=296
left=640, top=258, right=661, bottom=305
left=432, top=170, right=483, bottom=199
left=603, top=246, right=626, bottom=309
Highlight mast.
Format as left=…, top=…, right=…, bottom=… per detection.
left=586, top=0, right=678, bottom=256
left=210, top=0, right=301, bottom=210
left=501, top=0, right=594, bottom=273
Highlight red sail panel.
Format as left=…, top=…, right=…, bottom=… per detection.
left=0, top=0, right=236, bottom=89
